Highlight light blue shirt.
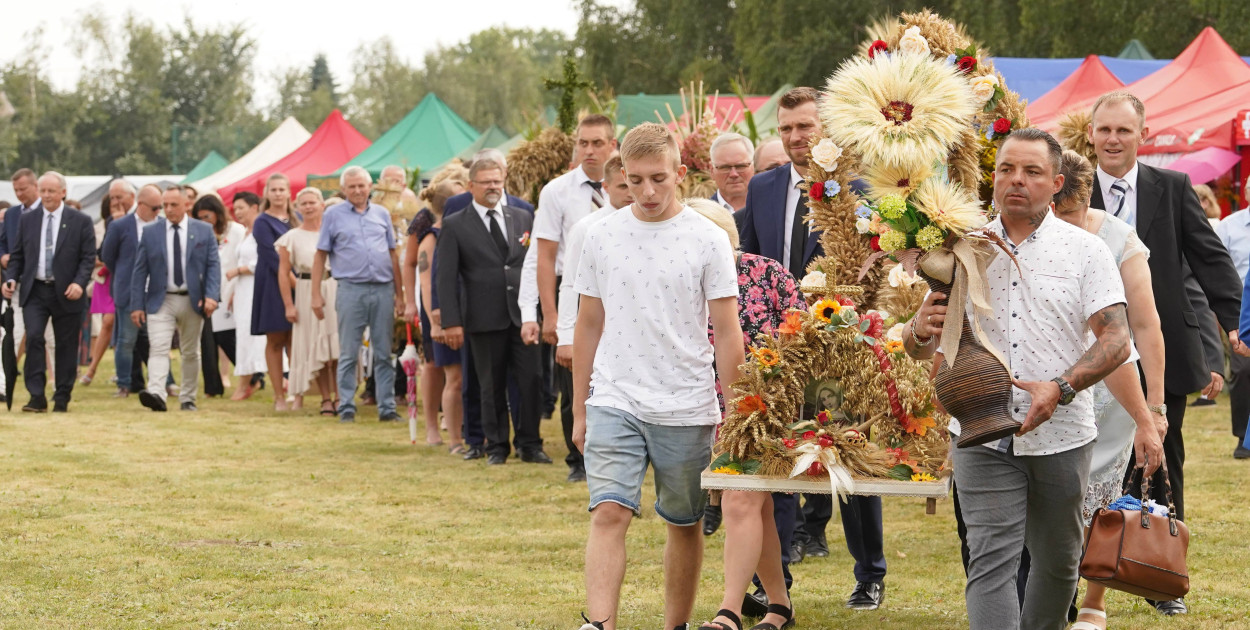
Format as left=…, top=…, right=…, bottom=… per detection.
left=316, top=200, right=396, bottom=284
left=1216, top=208, right=1250, bottom=282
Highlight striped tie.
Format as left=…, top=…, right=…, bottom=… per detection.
left=1110, top=179, right=1128, bottom=221
left=587, top=180, right=605, bottom=208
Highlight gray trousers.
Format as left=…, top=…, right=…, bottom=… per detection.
left=953, top=440, right=1093, bottom=630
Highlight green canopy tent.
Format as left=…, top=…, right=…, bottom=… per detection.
left=456, top=124, right=512, bottom=161
left=616, top=94, right=687, bottom=128
left=179, top=150, right=229, bottom=184
left=1117, top=39, right=1156, bottom=60
left=307, top=93, right=478, bottom=191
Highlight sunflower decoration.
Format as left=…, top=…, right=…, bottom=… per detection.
left=864, top=162, right=932, bottom=200
left=911, top=177, right=989, bottom=237
left=811, top=299, right=840, bottom=324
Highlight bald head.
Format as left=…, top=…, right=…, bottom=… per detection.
left=136, top=185, right=162, bottom=221
left=380, top=165, right=406, bottom=187
left=109, top=179, right=136, bottom=214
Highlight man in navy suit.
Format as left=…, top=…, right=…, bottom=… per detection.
left=129, top=185, right=220, bottom=412
left=2, top=171, right=96, bottom=413
left=101, top=182, right=160, bottom=397
left=737, top=87, right=889, bottom=613
left=709, top=132, right=755, bottom=212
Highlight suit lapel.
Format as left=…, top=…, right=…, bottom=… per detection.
left=1090, top=173, right=1108, bottom=211
left=502, top=206, right=525, bottom=261
left=1134, top=164, right=1160, bottom=240
left=54, top=209, right=70, bottom=252
left=464, top=206, right=504, bottom=262
left=769, top=169, right=790, bottom=259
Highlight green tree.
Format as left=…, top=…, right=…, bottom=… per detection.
left=344, top=38, right=427, bottom=139
left=272, top=54, right=341, bottom=130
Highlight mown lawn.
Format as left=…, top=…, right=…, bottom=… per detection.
left=1, top=357, right=1247, bottom=628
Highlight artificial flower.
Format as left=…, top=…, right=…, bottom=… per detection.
left=737, top=395, right=768, bottom=415
left=822, top=180, right=842, bottom=198
left=868, top=212, right=889, bottom=234
left=812, top=298, right=840, bottom=323
left=778, top=310, right=803, bottom=335
left=801, top=270, right=827, bottom=287
left=855, top=217, right=873, bottom=234
left=886, top=447, right=917, bottom=467
left=885, top=322, right=907, bottom=342
left=993, top=117, right=1012, bottom=134
left=870, top=235, right=882, bottom=251
left=712, top=466, right=742, bottom=475
left=864, top=310, right=885, bottom=338
left=878, top=229, right=908, bottom=252
left=782, top=438, right=798, bottom=448
left=884, top=339, right=905, bottom=354
left=839, top=305, right=859, bottom=325
left=864, top=162, right=931, bottom=199
left=802, top=430, right=817, bottom=440
left=911, top=472, right=938, bottom=482
left=818, top=435, right=835, bottom=448
left=877, top=194, right=908, bottom=220
left=916, top=224, right=947, bottom=250
left=898, top=26, right=931, bottom=56
left=970, top=74, right=999, bottom=104
left=810, top=138, right=843, bottom=171
left=835, top=295, right=855, bottom=307
left=753, top=347, right=780, bottom=367
left=887, top=264, right=920, bottom=288
left=956, top=56, right=978, bottom=74
left=807, top=461, right=826, bottom=476
left=868, top=39, right=889, bottom=59
left=901, top=415, right=937, bottom=436
left=911, top=177, right=988, bottom=235
left=816, top=410, right=832, bottom=425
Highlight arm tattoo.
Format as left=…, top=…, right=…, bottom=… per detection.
left=1062, top=304, right=1130, bottom=391
left=417, top=251, right=429, bottom=272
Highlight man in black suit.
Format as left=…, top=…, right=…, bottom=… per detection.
left=2, top=171, right=96, bottom=412
left=736, top=87, right=888, bottom=612
left=435, top=158, right=549, bottom=466
left=1087, top=91, right=1242, bottom=616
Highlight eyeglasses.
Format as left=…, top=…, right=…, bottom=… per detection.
left=713, top=164, right=753, bottom=174
left=140, top=202, right=163, bottom=210
left=472, top=180, right=504, bottom=187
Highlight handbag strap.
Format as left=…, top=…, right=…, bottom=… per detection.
left=1125, top=456, right=1181, bottom=536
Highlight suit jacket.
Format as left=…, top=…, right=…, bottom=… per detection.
left=3, top=205, right=96, bottom=311
left=737, top=166, right=822, bottom=276
left=1092, top=163, right=1241, bottom=394
left=100, top=212, right=141, bottom=312
left=435, top=204, right=531, bottom=332
left=130, top=217, right=221, bottom=317
left=0, top=200, right=41, bottom=260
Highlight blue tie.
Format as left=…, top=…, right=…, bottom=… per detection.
left=1110, top=179, right=1128, bottom=220
left=172, top=223, right=184, bottom=288
left=43, top=215, right=53, bottom=280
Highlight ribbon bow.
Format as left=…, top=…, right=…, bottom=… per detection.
left=788, top=442, right=856, bottom=502
left=919, top=233, right=1015, bottom=368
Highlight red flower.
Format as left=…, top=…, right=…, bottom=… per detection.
left=818, top=435, right=834, bottom=448
left=870, top=236, right=881, bottom=251
left=806, top=461, right=826, bottom=476
left=881, top=100, right=915, bottom=126
left=868, top=40, right=889, bottom=59
left=809, top=181, right=824, bottom=201
left=993, top=117, right=1011, bottom=135
left=782, top=438, right=797, bottom=449
left=816, top=410, right=831, bottom=425
left=802, top=430, right=817, bottom=440
left=957, top=56, right=977, bottom=74
left=835, top=295, right=855, bottom=307
left=865, top=311, right=885, bottom=338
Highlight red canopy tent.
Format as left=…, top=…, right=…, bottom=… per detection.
left=1027, top=56, right=1124, bottom=130
left=216, top=109, right=370, bottom=202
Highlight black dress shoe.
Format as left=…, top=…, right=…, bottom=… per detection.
left=847, top=581, right=885, bottom=610
left=805, top=534, right=830, bottom=558
left=487, top=453, right=507, bottom=465
left=139, top=391, right=167, bottom=412
left=703, top=504, right=723, bottom=536
left=52, top=401, right=68, bottom=413
left=462, top=445, right=485, bottom=460
left=1235, top=443, right=1250, bottom=459
left=1190, top=396, right=1216, bottom=407
left=1152, top=598, right=1187, bottom=615
left=789, top=541, right=805, bottom=565
left=520, top=449, right=553, bottom=464
left=567, top=466, right=587, bottom=482
left=741, top=587, right=770, bottom=618
left=22, top=399, right=47, bottom=413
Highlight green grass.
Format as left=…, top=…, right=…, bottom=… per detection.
left=1, top=357, right=1248, bottom=628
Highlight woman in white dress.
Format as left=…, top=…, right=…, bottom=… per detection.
left=1054, top=150, right=1166, bottom=630
left=276, top=189, right=339, bottom=415
left=227, top=191, right=269, bottom=398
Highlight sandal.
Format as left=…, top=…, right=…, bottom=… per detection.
left=320, top=399, right=337, bottom=416
left=699, top=609, right=741, bottom=630
left=749, top=603, right=795, bottom=630
left=1070, top=608, right=1107, bottom=630
left=578, top=612, right=610, bottom=630
left=448, top=443, right=467, bottom=456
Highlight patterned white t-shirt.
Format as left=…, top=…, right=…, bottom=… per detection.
left=574, top=205, right=739, bottom=426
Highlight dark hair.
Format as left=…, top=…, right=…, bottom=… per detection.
left=0, top=201, right=11, bottom=210
left=65, top=199, right=81, bottom=210
left=1004, top=128, right=1063, bottom=176
left=232, top=191, right=261, bottom=208
left=578, top=113, right=615, bottom=134
left=193, top=195, right=229, bottom=235
left=779, top=87, right=819, bottom=110
left=99, top=193, right=113, bottom=224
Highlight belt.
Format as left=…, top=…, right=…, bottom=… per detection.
left=167, top=290, right=189, bottom=295
left=296, top=272, right=332, bottom=280
left=35, top=279, right=55, bottom=286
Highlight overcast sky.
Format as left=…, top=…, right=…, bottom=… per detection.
left=1, top=0, right=598, bottom=105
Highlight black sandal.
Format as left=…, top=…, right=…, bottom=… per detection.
left=700, top=609, right=742, bottom=630
left=320, top=399, right=337, bottom=416
left=749, top=603, right=794, bottom=630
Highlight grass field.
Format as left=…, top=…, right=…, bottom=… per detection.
left=1, top=358, right=1248, bottom=629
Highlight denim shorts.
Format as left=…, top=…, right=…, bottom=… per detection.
left=583, top=405, right=715, bottom=526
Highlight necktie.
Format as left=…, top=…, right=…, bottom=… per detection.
left=172, top=222, right=184, bottom=288
left=788, top=193, right=808, bottom=279
left=43, top=214, right=54, bottom=280
left=587, top=180, right=605, bottom=208
left=487, top=210, right=508, bottom=257
left=1110, top=179, right=1128, bottom=219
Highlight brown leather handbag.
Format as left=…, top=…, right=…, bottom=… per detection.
left=1079, top=462, right=1190, bottom=600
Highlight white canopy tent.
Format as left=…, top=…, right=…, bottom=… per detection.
left=186, top=117, right=311, bottom=195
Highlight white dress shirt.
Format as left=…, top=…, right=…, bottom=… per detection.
left=36, top=204, right=64, bottom=282
left=1096, top=163, right=1140, bottom=228
left=781, top=165, right=804, bottom=266
left=471, top=197, right=508, bottom=236
left=553, top=205, right=618, bottom=344
left=1216, top=208, right=1250, bottom=281
left=533, top=166, right=601, bottom=276
left=165, top=218, right=190, bottom=292
left=137, top=213, right=157, bottom=239
left=712, top=190, right=735, bottom=212
left=518, top=243, right=539, bottom=324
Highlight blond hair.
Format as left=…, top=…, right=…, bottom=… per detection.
left=1193, top=184, right=1220, bottom=219
left=686, top=198, right=740, bottom=251
left=1054, top=149, right=1095, bottom=212
left=1091, top=91, right=1146, bottom=128
left=620, top=122, right=680, bottom=169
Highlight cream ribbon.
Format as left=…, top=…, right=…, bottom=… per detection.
left=788, top=443, right=856, bottom=502
left=921, top=237, right=1009, bottom=369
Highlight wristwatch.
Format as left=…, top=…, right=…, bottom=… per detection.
left=1051, top=377, right=1077, bottom=406
left=1148, top=403, right=1168, bottom=416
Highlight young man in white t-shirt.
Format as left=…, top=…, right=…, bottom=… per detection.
left=572, top=123, right=745, bottom=630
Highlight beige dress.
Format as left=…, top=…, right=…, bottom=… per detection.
left=275, top=228, right=340, bottom=395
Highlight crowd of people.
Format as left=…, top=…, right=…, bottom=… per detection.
left=2, top=85, right=1250, bottom=630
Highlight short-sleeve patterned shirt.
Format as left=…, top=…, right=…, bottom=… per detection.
left=966, top=210, right=1126, bottom=456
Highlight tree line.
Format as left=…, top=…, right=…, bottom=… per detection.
left=2, top=1, right=1248, bottom=176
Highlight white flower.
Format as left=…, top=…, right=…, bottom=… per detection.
left=970, top=74, right=999, bottom=104
left=898, top=26, right=931, bottom=56
left=888, top=264, right=920, bottom=288
left=855, top=217, right=872, bottom=234
left=886, top=323, right=906, bottom=343
left=801, top=270, right=827, bottom=287
left=810, top=138, right=843, bottom=172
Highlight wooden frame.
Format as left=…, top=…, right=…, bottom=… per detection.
left=702, top=470, right=952, bottom=514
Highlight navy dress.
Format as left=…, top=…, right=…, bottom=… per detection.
left=251, top=212, right=292, bottom=335
left=409, top=209, right=461, bottom=367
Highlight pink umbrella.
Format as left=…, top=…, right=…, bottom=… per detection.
left=1163, top=147, right=1243, bottom=184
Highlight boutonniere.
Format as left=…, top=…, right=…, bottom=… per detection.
left=519, top=230, right=530, bottom=248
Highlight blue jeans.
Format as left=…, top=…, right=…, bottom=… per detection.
left=335, top=281, right=396, bottom=416
left=114, top=306, right=139, bottom=391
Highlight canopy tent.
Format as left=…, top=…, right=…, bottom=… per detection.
left=78, top=175, right=181, bottom=213
left=1027, top=56, right=1126, bottom=129
left=1118, top=39, right=1156, bottom=60
left=187, top=117, right=311, bottom=194
left=990, top=57, right=1166, bottom=102
left=456, top=124, right=512, bottom=161
left=214, top=110, right=370, bottom=203
left=616, top=92, right=773, bottom=131
left=179, top=150, right=229, bottom=184
left=1163, top=147, right=1243, bottom=183
left=0, top=175, right=179, bottom=210
left=751, top=84, right=795, bottom=138
left=307, top=93, right=477, bottom=191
